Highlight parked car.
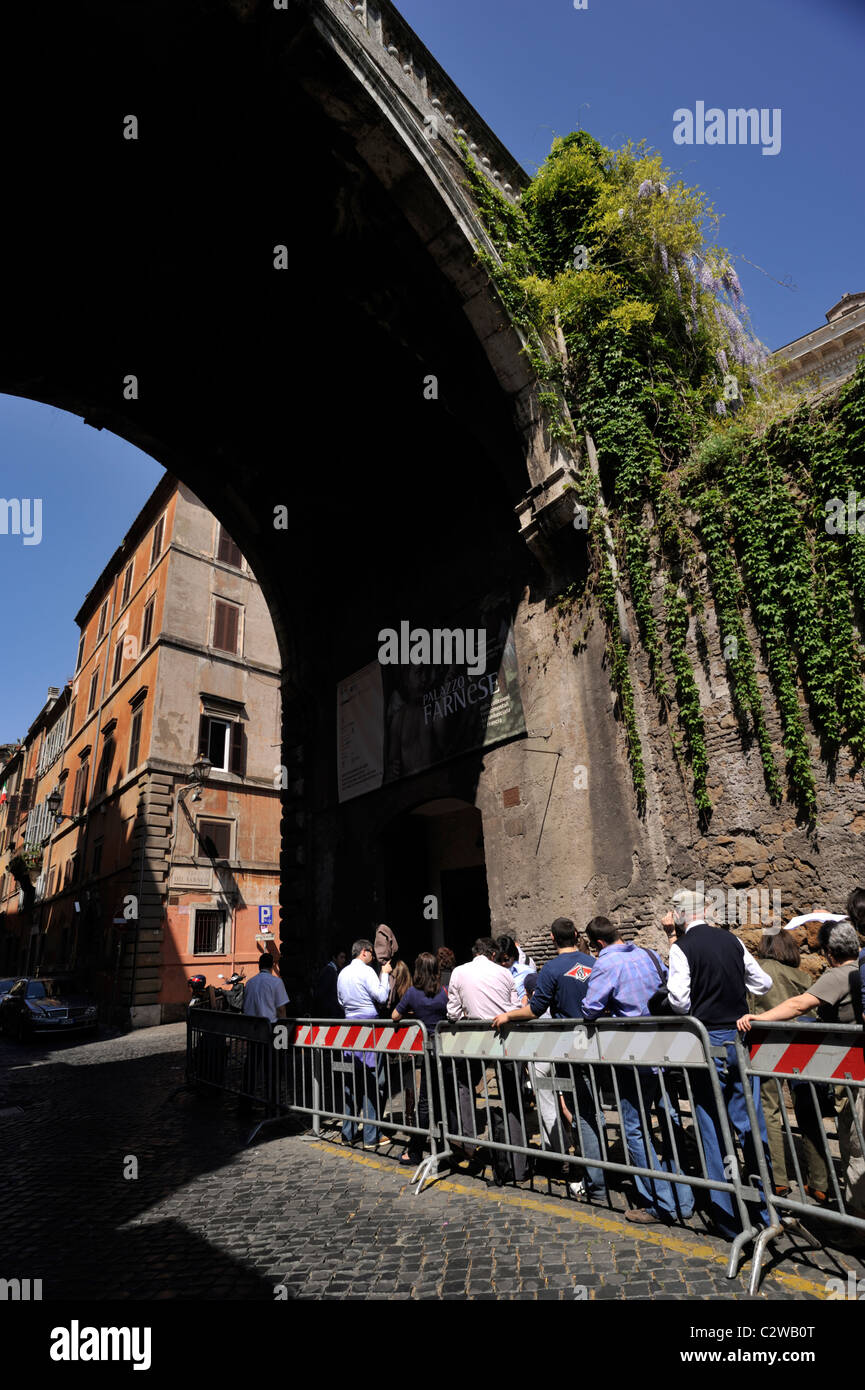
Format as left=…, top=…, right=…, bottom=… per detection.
left=0, top=978, right=17, bottom=1005
left=0, top=977, right=98, bottom=1041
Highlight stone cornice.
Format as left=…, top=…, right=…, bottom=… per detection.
left=318, top=0, right=528, bottom=202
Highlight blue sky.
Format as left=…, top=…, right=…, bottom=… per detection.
left=1, top=0, right=861, bottom=742
left=0, top=397, right=162, bottom=745
left=397, top=0, right=863, bottom=351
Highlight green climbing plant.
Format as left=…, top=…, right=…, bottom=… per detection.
left=458, top=130, right=865, bottom=824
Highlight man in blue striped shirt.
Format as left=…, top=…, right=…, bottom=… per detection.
left=581, top=917, right=695, bottom=1226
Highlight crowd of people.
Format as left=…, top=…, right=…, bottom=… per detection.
left=186, top=887, right=865, bottom=1249
left=312, top=888, right=865, bottom=1247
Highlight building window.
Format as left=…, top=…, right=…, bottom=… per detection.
left=95, top=739, right=114, bottom=797
left=217, top=525, right=242, bottom=569
left=111, top=638, right=124, bottom=687
left=121, top=561, right=134, bottom=607
left=68, top=701, right=76, bottom=738
left=91, top=840, right=103, bottom=877
left=150, top=515, right=165, bottom=566
left=141, top=596, right=155, bottom=650
left=197, top=818, right=232, bottom=861
left=128, top=707, right=143, bottom=772
left=197, top=714, right=244, bottom=775
left=193, top=909, right=225, bottom=956
left=212, top=599, right=241, bottom=655
left=96, top=600, right=108, bottom=640
left=88, top=668, right=100, bottom=713
left=75, top=635, right=85, bottom=672
left=72, top=762, right=89, bottom=816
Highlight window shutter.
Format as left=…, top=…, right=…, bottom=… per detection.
left=229, top=720, right=245, bottom=775
left=225, top=604, right=238, bottom=653
left=19, top=779, right=34, bottom=814
left=213, top=600, right=239, bottom=654
left=198, top=715, right=209, bottom=758
left=217, top=528, right=242, bottom=567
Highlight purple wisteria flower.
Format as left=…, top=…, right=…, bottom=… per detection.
left=699, top=261, right=718, bottom=291
left=638, top=179, right=654, bottom=199
left=715, top=399, right=727, bottom=416
left=659, top=244, right=669, bottom=272
left=670, top=264, right=682, bottom=300
left=716, top=348, right=728, bottom=372
left=720, top=264, right=743, bottom=302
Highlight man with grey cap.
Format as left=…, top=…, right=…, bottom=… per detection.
left=666, top=886, right=774, bottom=1239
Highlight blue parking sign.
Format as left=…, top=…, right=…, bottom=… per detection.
left=258, top=906, right=273, bottom=927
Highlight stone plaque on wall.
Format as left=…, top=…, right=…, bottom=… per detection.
left=169, top=866, right=212, bottom=889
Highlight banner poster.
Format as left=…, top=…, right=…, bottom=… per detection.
left=337, top=600, right=526, bottom=802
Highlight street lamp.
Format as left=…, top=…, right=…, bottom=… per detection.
left=191, top=754, right=212, bottom=785
left=46, top=787, right=67, bottom=827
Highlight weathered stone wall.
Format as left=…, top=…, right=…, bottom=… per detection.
left=621, top=528, right=865, bottom=945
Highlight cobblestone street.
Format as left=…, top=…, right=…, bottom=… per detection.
left=1, top=1025, right=861, bottom=1301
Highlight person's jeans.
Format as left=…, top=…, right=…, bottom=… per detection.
left=342, top=1054, right=385, bottom=1146
left=691, top=1029, right=773, bottom=1235
left=568, top=1071, right=607, bottom=1196
left=617, top=1069, right=694, bottom=1219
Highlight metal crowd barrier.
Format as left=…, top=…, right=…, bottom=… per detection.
left=735, top=1019, right=865, bottom=1293
left=186, top=1008, right=280, bottom=1141
left=284, top=1018, right=442, bottom=1174
left=182, top=1010, right=865, bottom=1290
left=434, top=1016, right=770, bottom=1279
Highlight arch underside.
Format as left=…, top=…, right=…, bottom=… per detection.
left=1, top=1, right=571, bottom=975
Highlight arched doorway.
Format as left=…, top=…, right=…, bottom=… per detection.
left=379, top=798, right=490, bottom=967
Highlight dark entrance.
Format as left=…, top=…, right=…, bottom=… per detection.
left=379, top=799, right=490, bottom=968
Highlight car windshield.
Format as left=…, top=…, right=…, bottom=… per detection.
left=26, top=981, right=48, bottom=999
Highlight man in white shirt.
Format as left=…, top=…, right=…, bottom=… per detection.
left=242, top=953, right=289, bottom=1022
left=446, top=937, right=527, bottom=1183
left=337, top=939, right=392, bottom=1146
left=666, top=888, right=774, bottom=1239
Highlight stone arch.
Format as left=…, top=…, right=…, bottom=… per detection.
left=1, top=0, right=590, bottom=991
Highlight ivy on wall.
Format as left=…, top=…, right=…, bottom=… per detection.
left=459, top=130, right=865, bottom=825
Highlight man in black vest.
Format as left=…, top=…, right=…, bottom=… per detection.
left=667, top=888, right=774, bottom=1239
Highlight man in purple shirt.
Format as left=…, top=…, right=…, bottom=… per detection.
left=582, top=917, right=694, bottom=1226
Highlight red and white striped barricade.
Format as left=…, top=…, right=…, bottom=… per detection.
left=281, top=1017, right=439, bottom=1167
left=736, top=1019, right=865, bottom=1286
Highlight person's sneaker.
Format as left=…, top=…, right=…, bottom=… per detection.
left=568, top=1181, right=587, bottom=1201
left=625, top=1208, right=661, bottom=1225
